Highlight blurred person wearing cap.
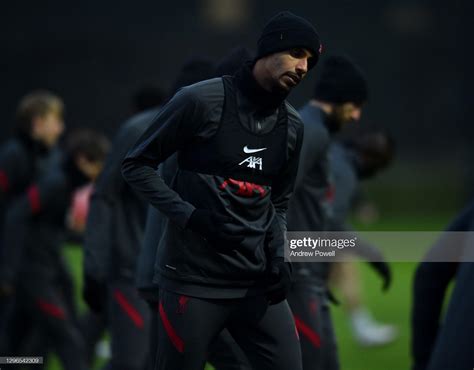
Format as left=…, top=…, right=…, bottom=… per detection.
left=286, top=54, right=369, bottom=370
left=0, top=90, right=65, bottom=355
left=82, top=58, right=215, bottom=370
left=122, top=11, right=321, bottom=370
left=0, top=129, right=109, bottom=370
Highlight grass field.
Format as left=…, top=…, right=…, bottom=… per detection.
left=45, top=213, right=452, bottom=370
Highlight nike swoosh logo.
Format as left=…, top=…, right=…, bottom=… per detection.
left=243, top=146, right=267, bottom=154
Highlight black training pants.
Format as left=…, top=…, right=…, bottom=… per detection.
left=151, top=289, right=302, bottom=370
left=287, top=282, right=339, bottom=370
left=105, top=281, right=152, bottom=370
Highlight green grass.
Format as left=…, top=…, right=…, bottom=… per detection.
left=45, top=213, right=454, bottom=370
left=332, top=261, right=416, bottom=370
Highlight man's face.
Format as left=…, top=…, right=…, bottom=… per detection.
left=32, top=112, right=65, bottom=148
left=261, top=48, right=314, bottom=93
left=327, top=102, right=362, bottom=132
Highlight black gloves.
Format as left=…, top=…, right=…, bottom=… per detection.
left=369, top=261, right=392, bottom=291
left=265, top=257, right=292, bottom=305
left=83, top=275, right=107, bottom=313
left=187, top=209, right=244, bottom=246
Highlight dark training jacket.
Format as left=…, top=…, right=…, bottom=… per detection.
left=83, top=108, right=160, bottom=283
left=136, top=154, right=176, bottom=299
left=122, top=75, right=304, bottom=298
left=287, top=103, right=332, bottom=285
left=411, top=200, right=474, bottom=370
left=0, top=160, right=89, bottom=283
left=0, top=134, right=57, bottom=256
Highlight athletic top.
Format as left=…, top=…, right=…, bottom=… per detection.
left=286, top=103, right=332, bottom=285
left=83, top=108, right=160, bottom=283
left=0, top=133, right=57, bottom=256
left=325, top=142, right=358, bottom=230
left=122, top=66, right=304, bottom=299
left=0, top=158, right=89, bottom=283
left=411, top=201, right=474, bottom=370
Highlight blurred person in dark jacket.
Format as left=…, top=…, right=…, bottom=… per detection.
left=0, top=129, right=108, bottom=370
left=411, top=201, right=474, bottom=370
left=83, top=58, right=214, bottom=370
left=327, top=132, right=397, bottom=347
left=286, top=55, right=369, bottom=370
left=0, top=90, right=65, bottom=356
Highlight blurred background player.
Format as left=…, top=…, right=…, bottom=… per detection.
left=411, top=201, right=474, bottom=370
left=327, top=131, right=398, bottom=346
left=81, top=86, right=166, bottom=369
left=286, top=55, right=370, bottom=370
left=0, top=129, right=108, bottom=370
left=0, top=90, right=65, bottom=356
left=82, top=60, right=214, bottom=370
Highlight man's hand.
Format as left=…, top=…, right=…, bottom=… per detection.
left=83, top=275, right=107, bottom=313
left=187, top=209, right=245, bottom=246
left=369, top=261, right=392, bottom=291
left=265, top=258, right=292, bottom=305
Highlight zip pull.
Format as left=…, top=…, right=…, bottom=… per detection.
left=257, top=121, right=262, bottom=133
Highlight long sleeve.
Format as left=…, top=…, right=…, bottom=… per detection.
left=83, top=111, right=157, bottom=282
left=266, top=123, right=304, bottom=259
left=410, top=200, right=474, bottom=370
left=0, top=143, right=29, bottom=204
left=121, top=88, right=210, bottom=228
left=83, top=194, right=114, bottom=281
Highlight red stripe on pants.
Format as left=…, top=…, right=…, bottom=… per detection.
left=114, top=289, right=144, bottom=329
left=0, top=170, right=9, bottom=192
left=36, top=299, right=66, bottom=320
left=294, top=315, right=321, bottom=348
left=27, top=185, right=41, bottom=213
left=158, top=302, right=184, bottom=353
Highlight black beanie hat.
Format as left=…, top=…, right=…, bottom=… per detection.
left=313, top=55, right=368, bottom=105
left=256, top=11, right=322, bottom=69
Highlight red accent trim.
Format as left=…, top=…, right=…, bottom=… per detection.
left=0, top=170, right=9, bottom=192
left=325, top=184, right=335, bottom=203
left=222, top=178, right=267, bottom=198
left=177, top=295, right=189, bottom=314
left=114, top=289, right=144, bottom=329
left=294, top=315, right=321, bottom=348
left=36, top=299, right=66, bottom=320
left=159, top=301, right=184, bottom=353
left=27, top=185, right=41, bottom=213
left=219, top=179, right=229, bottom=190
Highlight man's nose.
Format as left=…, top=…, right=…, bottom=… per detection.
left=296, top=58, right=308, bottom=74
